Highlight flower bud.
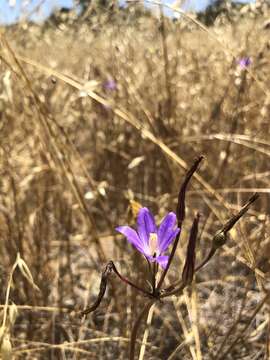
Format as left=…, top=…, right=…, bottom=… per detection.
left=212, top=231, right=227, bottom=249
left=182, top=214, right=200, bottom=285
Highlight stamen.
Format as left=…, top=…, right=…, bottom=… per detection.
left=149, top=233, right=158, bottom=257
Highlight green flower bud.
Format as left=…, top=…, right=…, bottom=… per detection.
left=213, top=231, right=227, bottom=249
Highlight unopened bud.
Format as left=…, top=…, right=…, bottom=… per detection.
left=182, top=214, right=200, bottom=285
left=213, top=231, right=227, bottom=249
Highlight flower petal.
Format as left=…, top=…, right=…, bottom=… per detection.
left=115, top=226, right=145, bottom=255
left=158, top=212, right=179, bottom=253
left=137, top=207, right=157, bottom=252
left=155, top=255, right=169, bottom=269
left=158, top=212, right=176, bottom=239
left=159, top=228, right=180, bottom=254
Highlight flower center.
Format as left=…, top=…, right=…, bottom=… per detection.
left=149, top=233, right=159, bottom=257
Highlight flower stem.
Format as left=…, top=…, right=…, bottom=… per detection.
left=129, top=299, right=155, bottom=360
left=110, top=261, right=152, bottom=297
left=156, top=156, right=203, bottom=290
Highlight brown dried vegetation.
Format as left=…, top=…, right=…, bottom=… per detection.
left=0, top=4, right=270, bottom=359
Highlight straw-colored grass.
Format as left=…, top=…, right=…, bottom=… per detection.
left=0, top=3, right=270, bottom=358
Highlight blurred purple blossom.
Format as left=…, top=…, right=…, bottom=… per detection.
left=238, top=57, right=252, bottom=69
left=104, top=79, right=117, bottom=91
left=116, top=207, right=180, bottom=269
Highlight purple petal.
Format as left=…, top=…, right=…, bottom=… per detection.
left=158, top=212, right=176, bottom=241
left=159, top=227, right=180, bottom=254
left=116, top=226, right=145, bottom=255
left=155, top=255, right=169, bottom=269
left=158, top=212, right=178, bottom=253
left=104, top=79, right=117, bottom=91
left=238, top=57, right=251, bottom=69
left=137, top=208, right=157, bottom=250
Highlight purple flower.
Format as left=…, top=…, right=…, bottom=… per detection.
left=116, top=207, right=180, bottom=269
left=238, top=57, right=251, bottom=69
left=104, top=79, right=117, bottom=91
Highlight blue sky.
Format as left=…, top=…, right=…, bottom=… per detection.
left=0, top=0, right=74, bottom=24
left=0, top=0, right=253, bottom=25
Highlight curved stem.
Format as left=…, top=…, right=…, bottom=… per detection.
left=161, top=283, right=185, bottom=298
left=195, top=248, right=216, bottom=272
left=129, top=300, right=155, bottom=360
left=111, top=261, right=152, bottom=297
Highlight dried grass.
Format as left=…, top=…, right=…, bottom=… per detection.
left=0, top=4, right=270, bottom=359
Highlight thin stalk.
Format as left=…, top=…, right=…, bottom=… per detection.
left=111, top=261, right=153, bottom=297
left=159, top=3, right=172, bottom=120
left=151, top=261, right=158, bottom=294
left=182, top=213, right=200, bottom=285
left=161, top=283, right=185, bottom=298
left=157, top=156, right=203, bottom=290
left=129, top=300, right=155, bottom=360
left=163, top=193, right=259, bottom=294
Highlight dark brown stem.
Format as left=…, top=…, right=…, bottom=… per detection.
left=80, top=261, right=153, bottom=317
left=129, top=300, right=154, bottom=360
left=221, top=193, right=259, bottom=234
left=161, top=283, right=185, bottom=298
left=80, top=261, right=114, bottom=316
left=176, top=156, right=204, bottom=227
left=157, top=156, right=203, bottom=290
left=164, top=193, right=259, bottom=293
left=163, top=247, right=216, bottom=293
left=151, top=261, right=157, bottom=294
left=195, top=248, right=216, bottom=273
left=110, top=261, right=152, bottom=297
left=196, top=193, right=259, bottom=272
left=182, top=213, right=200, bottom=285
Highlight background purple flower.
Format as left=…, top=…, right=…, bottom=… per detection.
left=116, top=207, right=180, bottom=269
left=103, top=79, right=117, bottom=91
left=238, top=57, right=251, bottom=69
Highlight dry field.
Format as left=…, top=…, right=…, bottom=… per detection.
left=0, top=4, right=270, bottom=359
